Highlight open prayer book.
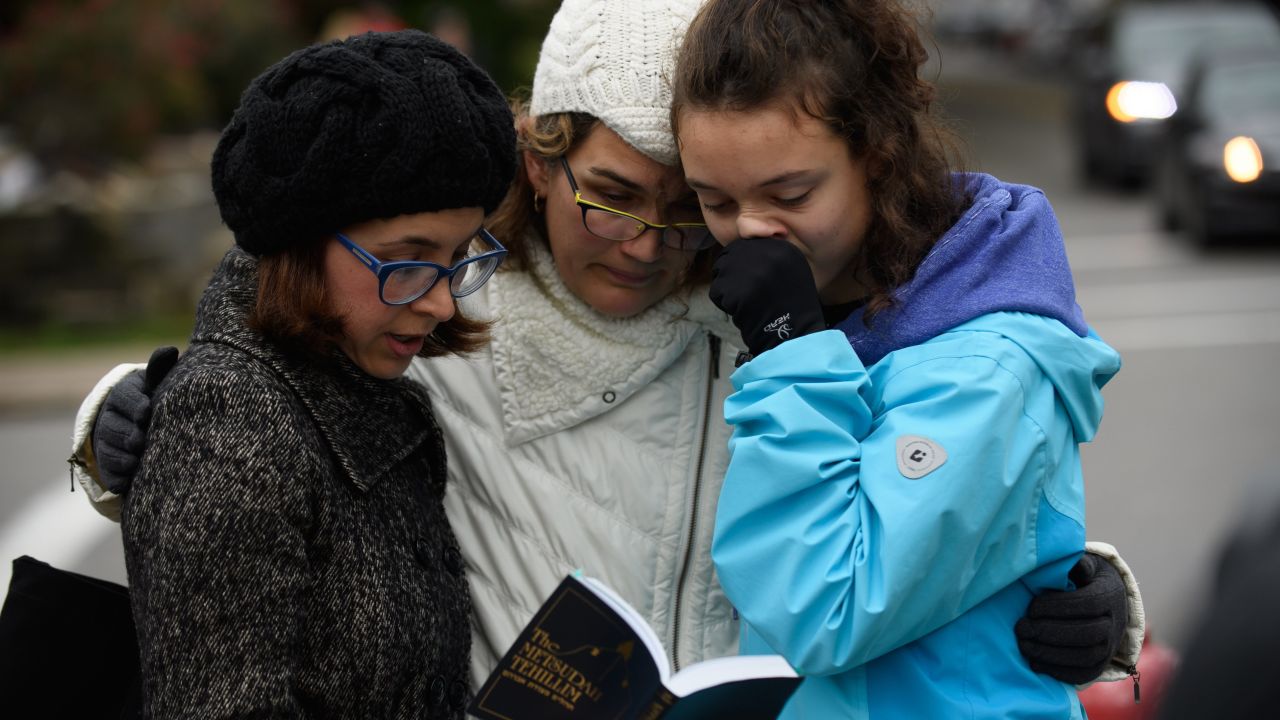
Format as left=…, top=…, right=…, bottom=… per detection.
left=467, top=573, right=800, bottom=720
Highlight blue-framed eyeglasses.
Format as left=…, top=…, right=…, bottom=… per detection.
left=335, top=229, right=507, bottom=306
left=559, top=157, right=715, bottom=252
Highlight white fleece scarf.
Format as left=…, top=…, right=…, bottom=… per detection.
left=483, top=237, right=734, bottom=445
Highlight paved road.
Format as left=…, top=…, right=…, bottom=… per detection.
left=0, top=412, right=128, bottom=594
left=941, top=53, right=1280, bottom=650
left=0, top=346, right=164, bottom=595
left=3, top=50, right=1279, bottom=654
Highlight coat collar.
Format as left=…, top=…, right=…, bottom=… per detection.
left=478, top=236, right=736, bottom=445
left=191, top=248, right=442, bottom=493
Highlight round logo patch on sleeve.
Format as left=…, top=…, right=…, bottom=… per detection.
left=896, top=435, right=948, bottom=479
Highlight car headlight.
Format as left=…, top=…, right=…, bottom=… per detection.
left=1223, top=136, right=1263, bottom=183
left=1106, top=81, right=1178, bottom=122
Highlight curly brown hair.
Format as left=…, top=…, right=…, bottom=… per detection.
left=671, top=0, right=968, bottom=321
left=485, top=99, right=716, bottom=290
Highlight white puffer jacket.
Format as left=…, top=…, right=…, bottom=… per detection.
left=411, top=240, right=744, bottom=686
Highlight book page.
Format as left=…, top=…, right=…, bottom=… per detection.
left=664, top=655, right=797, bottom=697
left=580, top=575, right=671, bottom=681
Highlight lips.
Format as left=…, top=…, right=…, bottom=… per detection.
left=386, top=333, right=426, bottom=358
left=602, top=266, right=655, bottom=286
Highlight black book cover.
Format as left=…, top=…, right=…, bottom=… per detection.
left=468, top=574, right=800, bottom=720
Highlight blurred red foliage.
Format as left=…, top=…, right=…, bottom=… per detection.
left=0, top=0, right=302, bottom=173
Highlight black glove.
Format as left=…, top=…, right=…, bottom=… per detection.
left=1015, top=552, right=1129, bottom=685
left=91, top=346, right=179, bottom=494
left=708, top=237, right=825, bottom=359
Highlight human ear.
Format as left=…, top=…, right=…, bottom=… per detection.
left=522, top=150, right=552, bottom=199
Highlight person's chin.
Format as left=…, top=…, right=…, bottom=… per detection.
left=587, top=288, right=658, bottom=318
left=355, top=353, right=413, bottom=381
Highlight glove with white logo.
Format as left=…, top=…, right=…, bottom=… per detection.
left=709, top=237, right=825, bottom=360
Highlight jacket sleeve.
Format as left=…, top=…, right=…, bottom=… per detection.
left=124, top=367, right=318, bottom=719
left=712, top=330, right=1081, bottom=675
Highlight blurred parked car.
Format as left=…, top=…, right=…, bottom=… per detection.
left=929, top=0, right=1037, bottom=49
left=1074, top=1, right=1280, bottom=186
left=1154, top=46, right=1280, bottom=246
left=928, top=0, right=1108, bottom=61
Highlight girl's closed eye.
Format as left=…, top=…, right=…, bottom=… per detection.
left=777, top=189, right=813, bottom=207
left=700, top=197, right=732, bottom=213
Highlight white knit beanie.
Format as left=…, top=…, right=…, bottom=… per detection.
left=530, top=0, right=705, bottom=166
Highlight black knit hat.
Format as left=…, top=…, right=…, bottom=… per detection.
left=211, top=30, right=516, bottom=256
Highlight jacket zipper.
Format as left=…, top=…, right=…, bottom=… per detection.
left=671, top=333, right=720, bottom=671
left=67, top=453, right=86, bottom=492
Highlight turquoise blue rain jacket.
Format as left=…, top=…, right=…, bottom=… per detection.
left=714, top=174, right=1122, bottom=719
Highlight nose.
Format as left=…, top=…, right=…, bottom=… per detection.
left=408, top=277, right=457, bottom=323
left=617, top=226, right=664, bottom=263
left=734, top=212, right=787, bottom=242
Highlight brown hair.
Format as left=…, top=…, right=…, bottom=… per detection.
left=485, top=98, right=716, bottom=289
left=249, top=239, right=489, bottom=358
left=485, top=99, right=598, bottom=271
left=671, top=0, right=968, bottom=321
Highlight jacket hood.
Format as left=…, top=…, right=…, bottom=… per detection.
left=836, top=173, right=1088, bottom=367
left=970, top=312, right=1120, bottom=442
left=835, top=173, right=1117, bottom=439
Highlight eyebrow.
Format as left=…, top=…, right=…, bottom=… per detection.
left=380, top=224, right=483, bottom=251
left=586, top=166, right=644, bottom=192
left=687, top=169, right=816, bottom=192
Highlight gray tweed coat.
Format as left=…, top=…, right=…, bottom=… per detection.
left=123, top=248, right=471, bottom=719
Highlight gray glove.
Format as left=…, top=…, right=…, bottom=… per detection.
left=91, top=346, right=178, bottom=494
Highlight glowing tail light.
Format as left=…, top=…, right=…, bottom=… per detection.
left=1224, top=136, right=1263, bottom=183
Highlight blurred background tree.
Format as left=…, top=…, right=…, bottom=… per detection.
left=0, top=0, right=303, bottom=174
left=0, top=0, right=555, bottom=175
left=0, top=0, right=556, bottom=346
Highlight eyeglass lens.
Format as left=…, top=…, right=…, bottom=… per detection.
left=383, top=265, right=440, bottom=304
left=381, top=234, right=502, bottom=304
left=582, top=207, right=712, bottom=251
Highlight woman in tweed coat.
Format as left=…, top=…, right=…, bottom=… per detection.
left=118, top=30, right=515, bottom=719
